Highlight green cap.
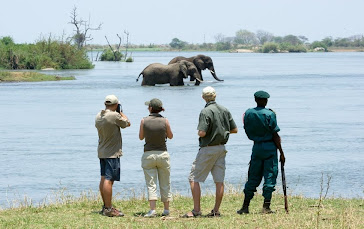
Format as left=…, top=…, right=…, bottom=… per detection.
left=145, top=98, right=164, bottom=111
left=254, top=90, right=270, bottom=99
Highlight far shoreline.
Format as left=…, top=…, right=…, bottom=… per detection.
left=87, top=46, right=364, bottom=53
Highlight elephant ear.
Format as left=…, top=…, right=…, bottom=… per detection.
left=193, top=58, right=205, bottom=70
left=179, top=62, right=188, bottom=78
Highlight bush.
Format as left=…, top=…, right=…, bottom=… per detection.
left=125, top=57, right=134, bottom=62
left=287, top=44, right=307, bottom=53
left=278, top=43, right=307, bottom=53
left=0, top=37, right=93, bottom=70
left=262, top=42, right=279, bottom=53
left=311, top=41, right=328, bottom=51
left=215, top=42, right=231, bottom=51
left=100, top=49, right=123, bottom=61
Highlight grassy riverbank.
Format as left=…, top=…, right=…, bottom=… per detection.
left=0, top=191, right=362, bottom=228
left=0, top=71, right=75, bottom=82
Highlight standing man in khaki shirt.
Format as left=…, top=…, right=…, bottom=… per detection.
left=183, top=86, right=238, bottom=218
left=95, top=95, right=130, bottom=217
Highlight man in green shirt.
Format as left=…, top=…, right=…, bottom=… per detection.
left=184, top=86, right=238, bottom=218
left=237, top=90, right=285, bottom=214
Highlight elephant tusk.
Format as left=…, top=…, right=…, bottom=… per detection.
left=196, top=78, right=203, bottom=82
left=210, top=70, right=215, bottom=74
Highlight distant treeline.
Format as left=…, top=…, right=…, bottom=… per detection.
left=87, top=30, right=364, bottom=53
left=0, top=36, right=93, bottom=70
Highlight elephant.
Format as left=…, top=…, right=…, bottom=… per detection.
left=136, top=60, right=202, bottom=86
left=168, top=54, right=223, bottom=85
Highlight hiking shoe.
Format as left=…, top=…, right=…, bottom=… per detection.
left=103, top=207, right=124, bottom=217
left=162, top=210, right=170, bottom=216
left=99, top=205, right=105, bottom=214
left=262, top=201, right=274, bottom=214
left=262, top=207, right=274, bottom=214
left=237, top=205, right=249, bottom=214
left=206, top=209, right=221, bottom=217
left=144, top=210, right=157, bottom=218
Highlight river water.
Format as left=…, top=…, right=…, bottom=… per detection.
left=0, top=51, right=363, bottom=208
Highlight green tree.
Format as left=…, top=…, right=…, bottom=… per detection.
left=273, top=36, right=283, bottom=43
left=256, top=30, right=274, bottom=45
left=0, top=36, right=14, bottom=46
left=322, top=37, right=333, bottom=47
left=169, top=38, right=187, bottom=49
left=282, top=35, right=302, bottom=45
left=334, top=38, right=350, bottom=47
left=234, top=29, right=257, bottom=45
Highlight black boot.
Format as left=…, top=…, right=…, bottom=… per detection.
left=262, top=199, right=274, bottom=214
left=237, top=199, right=250, bottom=214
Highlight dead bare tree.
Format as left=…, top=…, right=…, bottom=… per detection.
left=124, top=30, right=130, bottom=61
left=116, top=34, right=122, bottom=51
left=69, top=6, right=102, bottom=49
left=104, top=36, right=122, bottom=61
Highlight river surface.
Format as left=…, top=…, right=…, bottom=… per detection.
left=1, top=51, right=363, bottom=208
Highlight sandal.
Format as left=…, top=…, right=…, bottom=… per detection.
left=181, top=209, right=202, bottom=218
left=206, top=209, right=221, bottom=217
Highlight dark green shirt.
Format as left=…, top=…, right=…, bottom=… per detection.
left=243, top=107, right=280, bottom=143
left=197, top=101, right=237, bottom=147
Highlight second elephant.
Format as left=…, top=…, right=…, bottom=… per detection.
left=137, top=60, right=202, bottom=86
left=168, top=54, right=223, bottom=85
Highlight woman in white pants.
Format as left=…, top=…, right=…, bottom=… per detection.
left=139, top=98, right=173, bottom=217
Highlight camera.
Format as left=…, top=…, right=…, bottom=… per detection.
left=116, top=103, right=123, bottom=113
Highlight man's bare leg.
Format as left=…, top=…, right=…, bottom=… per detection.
left=102, top=179, right=114, bottom=208
left=213, top=182, right=224, bottom=212
left=99, top=176, right=106, bottom=205
left=190, top=181, right=201, bottom=212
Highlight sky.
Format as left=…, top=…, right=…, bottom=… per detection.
left=0, top=0, right=363, bottom=45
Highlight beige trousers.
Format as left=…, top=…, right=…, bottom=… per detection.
left=141, top=151, right=172, bottom=202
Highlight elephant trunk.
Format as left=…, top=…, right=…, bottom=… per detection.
left=209, top=67, right=224, bottom=81
left=136, top=72, right=142, bottom=82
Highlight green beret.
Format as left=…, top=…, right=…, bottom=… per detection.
left=254, top=90, right=270, bottom=99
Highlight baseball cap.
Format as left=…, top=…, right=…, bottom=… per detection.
left=104, top=95, right=119, bottom=105
left=202, top=86, right=216, bottom=96
left=145, top=98, right=164, bottom=111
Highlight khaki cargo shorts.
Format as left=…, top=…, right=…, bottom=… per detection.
left=188, top=145, right=227, bottom=183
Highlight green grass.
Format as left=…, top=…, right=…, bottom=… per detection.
left=0, top=71, right=75, bottom=82
left=0, top=189, right=362, bottom=229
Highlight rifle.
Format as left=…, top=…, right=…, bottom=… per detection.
left=281, top=161, right=289, bottom=213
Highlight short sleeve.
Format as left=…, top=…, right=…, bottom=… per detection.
left=197, top=111, right=209, bottom=132
left=269, top=113, right=280, bottom=133
left=115, top=113, right=129, bottom=128
left=228, top=111, right=237, bottom=130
